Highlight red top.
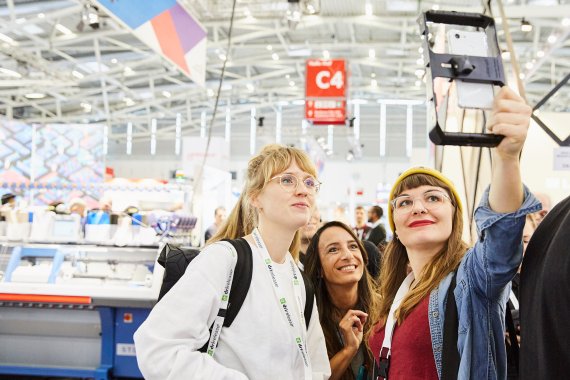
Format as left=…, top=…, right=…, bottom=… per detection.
left=369, top=295, right=438, bottom=380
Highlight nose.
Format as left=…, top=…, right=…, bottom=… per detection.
left=340, top=245, right=353, bottom=260
left=295, top=179, right=310, bottom=196
left=411, top=198, right=428, bottom=214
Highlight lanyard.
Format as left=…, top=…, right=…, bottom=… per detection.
left=206, top=242, right=238, bottom=358
left=252, top=228, right=312, bottom=380
left=377, top=272, right=415, bottom=379
left=509, top=290, right=519, bottom=310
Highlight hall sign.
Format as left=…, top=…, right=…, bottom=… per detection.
left=305, top=59, right=347, bottom=124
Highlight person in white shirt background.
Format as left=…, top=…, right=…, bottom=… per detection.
left=134, top=144, right=331, bottom=380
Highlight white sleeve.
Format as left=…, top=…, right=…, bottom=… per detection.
left=307, top=297, right=332, bottom=380
left=134, top=243, right=248, bottom=380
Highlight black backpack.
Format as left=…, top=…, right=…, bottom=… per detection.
left=157, top=238, right=315, bottom=337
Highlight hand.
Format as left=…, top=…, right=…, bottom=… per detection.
left=338, top=309, right=368, bottom=354
left=487, top=87, right=532, bottom=160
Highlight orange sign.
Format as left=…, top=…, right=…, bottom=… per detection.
left=305, top=59, right=346, bottom=98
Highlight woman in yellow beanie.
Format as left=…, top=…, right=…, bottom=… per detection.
left=368, top=87, right=541, bottom=380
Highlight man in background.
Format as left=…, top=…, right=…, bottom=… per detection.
left=353, top=205, right=370, bottom=240
left=367, top=205, right=386, bottom=247
left=204, top=206, right=226, bottom=243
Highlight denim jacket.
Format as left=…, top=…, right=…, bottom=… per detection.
left=428, top=186, right=540, bottom=380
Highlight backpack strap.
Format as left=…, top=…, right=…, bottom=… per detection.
left=301, top=271, right=314, bottom=329
left=223, top=237, right=253, bottom=327
left=441, top=270, right=460, bottom=380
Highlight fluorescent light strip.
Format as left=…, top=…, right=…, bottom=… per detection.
left=328, top=125, right=334, bottom=153
left=0, top=68, right=21, bottom=78
left=406, top=105, right=413, bottom=158
left=126, top=122, right=132, bottom=155
left=380, top=104, right=386, bottom=157
left=0, top=32, right=17, bottom=46
left=276, top=106, right=282, bottom=144
left=225, top=107, right=231, bottom=143
left=150, top=119, right=157, bottom=155
left=55, top=24, right=73, bottom=36
left=103, top=125, right=108, bottom=155
left=200, top=111, right=207, bottom=138
left=250, top=108, right=256, bottom=155
left=175, top=113, right=182, bottom=155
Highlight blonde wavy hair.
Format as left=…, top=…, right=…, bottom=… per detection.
left=376, top=173, right=468, bottom=326
left=208, top=144, right=318, bottom=260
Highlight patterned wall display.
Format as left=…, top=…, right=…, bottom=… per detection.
left=0, top=119, right=105, bottom=206
left=0, top=119, right=32, bottom=185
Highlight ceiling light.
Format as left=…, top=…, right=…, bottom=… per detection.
left=547, top=35, right=557, bottom=44
left=520, top=18, right=533, bottom=32
left=38, top=13, right=45, bottom=19
left=286, top=74, right=291, bottom=79
left=536, top=50, right=545, bottom=58
left=55, top=23, right=73, bottom=36
left=323, top=50, right=330, bottom=59
left=519, top=73, right=526, bottom=80
left=563, top=18, right=570, bottom=27
left=286, top=0, right=302, bottom=30
left=207, top=89, right=215, bottom=97
left=368, top=48, right=375, bottom=59
left=371, top=73, right=376, bottom=78
left=266, top=45, right=273, bottom=51
left=365, top=2, right=373, bottom=16
left=25, top=92, right=46, bottom=99
left=124, top=97, right=135, bottom=106
left=304, top=0, right=321, bottom=15
left=111, top=58, right=118, bottom=64
left=272, top=53, right=279, bottom=60
left=289, top=80, right=296, bottom=87
left=246, top=83, right=255, bottom=92
left=80, top=102, right=92, bottom=112
left=124, top=67, right=136, bottom=76
left=416, top=57, right=424, bottom=65
left=83, top=5, right=100, bottom=30
left=525, top=62, right=534, bottom=70
left=0, top=68, right=22, bottom=78
left=501, top=50, right=511, bottom=60
left=432, top=4, right=440, bottom=10
left=162, top=90, right=171, bottom=98
left=418, top=47, right=424, bottom=54
left=414, top=69, right=425, bottom=78
left=72, top=70, right=84, bottom=79
left=16, top=18, right=26, bottom=24
left=218, top=53, right=227, bottom=61
left=371, top=79, right=378, bottom=87
left=415, top=80, right=422, bottom=87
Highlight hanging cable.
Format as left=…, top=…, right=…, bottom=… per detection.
left=191, top=0, right=238, bottom=206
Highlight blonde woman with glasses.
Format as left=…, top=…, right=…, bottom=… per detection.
left=135, top=144, right=331, bottom=380
left=368, top=87, right=540, bottom=380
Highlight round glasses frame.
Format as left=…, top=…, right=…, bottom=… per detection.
left=391, top=190, right=454, bottom=215
left=269, top=174, right=322, bottom=194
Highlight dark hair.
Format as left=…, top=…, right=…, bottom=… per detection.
left=370, top=205, right=383, bottom=219
left=214, top=206, right=225, bottom=216
left=304, top=221, right=380, bottom=379
left=1, top=193, right=15, bottom=205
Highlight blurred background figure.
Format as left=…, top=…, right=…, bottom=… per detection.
left=0, top=193, right=16, bottom=211
left=366, top=205, right=386, bottom=247
left=204, top=206, right=226, bottom=243
left=299, top=207, right=321, bottom=270
left=69, top=197, right=88, bottom=218
left=353, top=205, right=370, bottom=240
left=533, top=192, right=551, bottom=224
left=99, top=196, right=113, bottom=212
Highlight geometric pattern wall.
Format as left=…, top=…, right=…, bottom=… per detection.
left=0, top=119, right=105, bottom=205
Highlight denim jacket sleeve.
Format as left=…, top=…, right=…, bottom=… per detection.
left=462, top=185, right=541, bottom=301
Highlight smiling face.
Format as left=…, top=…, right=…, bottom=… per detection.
left=393, top=185, right=454, bottom=252
left=253, top=160, right=316, bottom=232
left=317, top=226, right=364, bottom=287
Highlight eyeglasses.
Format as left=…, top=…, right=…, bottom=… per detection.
left=269, top=174, right=321, bottom=194
left=391, top=190, right=453, bottom=215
